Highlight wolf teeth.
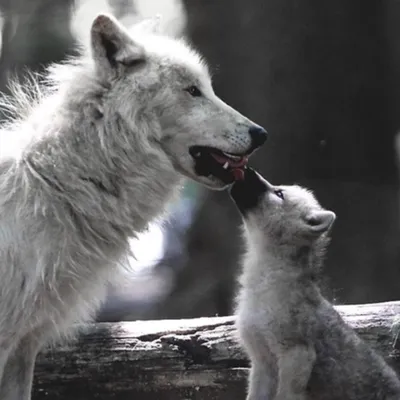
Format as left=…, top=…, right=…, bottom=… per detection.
left=223, top=162, right=229, bottom=169
left=222, top=151, right=241, bottom=161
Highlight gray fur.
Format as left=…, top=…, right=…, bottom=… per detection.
left=0, top=13, right=262, bottom=400
left=235, top=172, right=400, bottom=400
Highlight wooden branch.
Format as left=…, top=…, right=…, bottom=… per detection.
left=33, top=301, right=400, bottom=400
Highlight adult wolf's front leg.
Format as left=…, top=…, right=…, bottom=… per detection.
left=0, top=335, right=41, bottom=400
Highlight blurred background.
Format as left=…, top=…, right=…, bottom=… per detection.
left=1, top=0, right=400, bottom=321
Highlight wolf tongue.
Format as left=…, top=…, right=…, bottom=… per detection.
left=233, top=168, right=245, bottom=181
left=230, top=158, right=248, bottom=168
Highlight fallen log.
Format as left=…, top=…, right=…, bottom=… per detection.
left=33, top=301, right=400, bottom=400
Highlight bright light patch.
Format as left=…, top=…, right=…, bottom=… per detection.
left=127, top=221, right=165, bottom=272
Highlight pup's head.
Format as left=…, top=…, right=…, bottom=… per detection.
left=230, top=168, right=336, bottom=246
left=90, top=14, right=267, bottom=190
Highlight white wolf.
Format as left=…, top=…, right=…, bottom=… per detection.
left=230, top=168, right=400, bottom=400
left=0, top=13, right=267, bottom=400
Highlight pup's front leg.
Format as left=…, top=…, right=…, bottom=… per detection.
left=0, top=335, right=41, bottom=400
left=274, top=345, right=316, bottom=400
left=246, top=360, right=275, bottom=400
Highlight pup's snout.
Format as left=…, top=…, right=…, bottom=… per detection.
left=248, top=125, right=268, bottom=151
left=230, top=167, right=269, bottom=215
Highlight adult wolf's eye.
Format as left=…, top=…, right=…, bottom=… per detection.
left=274, top=189, right=284, bottom=200
left=185, top=85, right=202, bottom=97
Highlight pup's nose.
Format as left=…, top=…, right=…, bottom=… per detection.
left=249, top=125, right=268, bottom=149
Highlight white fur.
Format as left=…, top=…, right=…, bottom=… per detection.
left=0, top=13, right=261, bottom=399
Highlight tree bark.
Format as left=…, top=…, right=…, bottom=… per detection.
left=33, top=301, right=400, bottom=400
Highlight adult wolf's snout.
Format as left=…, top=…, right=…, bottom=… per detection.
left=248, top=125, right=268, bottom=152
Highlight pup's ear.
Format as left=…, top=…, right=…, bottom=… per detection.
left=91, top=14, right=145, bottom=77
left=131, top=15, right=162, bottom=35
left=306, top=210, right=336, bottom=235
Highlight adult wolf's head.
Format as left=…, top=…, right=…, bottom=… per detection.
left=90, top=14, right=267, bottom=189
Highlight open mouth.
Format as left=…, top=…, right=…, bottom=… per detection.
left=189, top=145, right=249, bottom=184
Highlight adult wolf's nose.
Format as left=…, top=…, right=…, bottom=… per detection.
left=249, top=125, right=268, bottom=151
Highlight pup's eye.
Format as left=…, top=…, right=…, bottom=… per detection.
left=185, top=85, right=202, bottom=97
left=274, top=189, right=284, bottom=200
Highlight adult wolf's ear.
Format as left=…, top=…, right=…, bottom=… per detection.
left=305, top=210, right=336, bottom=235
left=91, top=14, right=145, bottom=78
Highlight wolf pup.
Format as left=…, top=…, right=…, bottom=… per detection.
left=0, top=14, right=267, bottom=400
left=230, top=168, right=400, bottom=400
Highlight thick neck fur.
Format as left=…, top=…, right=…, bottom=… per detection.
left=1, top=60, right=182, bottom=249
left=241, top=226, right=328, bottom=289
